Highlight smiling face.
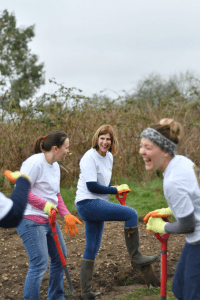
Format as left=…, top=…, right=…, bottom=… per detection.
left=97, top=133, right=112, bottom=156
left=139, top=138, right=171, bottom=173
left=54, top=138, right=70, bottom=161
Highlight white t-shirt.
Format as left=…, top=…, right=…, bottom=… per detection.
left=20, top=153, right=60, bottom=219
left=163, top=155, right=200, bottom=244
left=75, top=148, right=113, bottom=203
left=0, top=192, right=13, bottom=221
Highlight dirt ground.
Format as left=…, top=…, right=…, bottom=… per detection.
left=0, top=215, right=185, bottom=300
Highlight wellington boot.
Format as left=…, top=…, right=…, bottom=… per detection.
left=80, top=259, right=101, bottom=300
left=124, top=226, right=160, bottom=287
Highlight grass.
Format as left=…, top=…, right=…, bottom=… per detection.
left=110, top=178, right=167, bottom=218
left=103, top=281, right=176, bottom=300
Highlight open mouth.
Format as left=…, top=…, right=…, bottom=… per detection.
left=101, top=145, right=108, bottom=150
left=144, top=158, right=151, bottom=163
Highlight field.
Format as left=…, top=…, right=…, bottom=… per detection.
left=0, top=179, right=183, bottom=299
left=0, top=216, right=184, bottom=300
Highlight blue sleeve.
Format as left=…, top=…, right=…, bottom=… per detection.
left=86, top=182, right=118, bottom=194
left=0, top=177, right=30, bottom=228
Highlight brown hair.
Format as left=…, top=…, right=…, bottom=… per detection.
left=151, top=118, right=183, bottom=145
left=92, top=124, right=119, bottom=156
left=34, top=130, right=68, bottom=154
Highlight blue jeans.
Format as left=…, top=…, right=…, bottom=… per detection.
left=76, top=199, right=138, bottom=260
left=16, top=218, right=67, bottom=300
left=172, top=242, right=200, bottom=300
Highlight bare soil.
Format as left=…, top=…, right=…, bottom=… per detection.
left=0, top=215, right=185, bottom=299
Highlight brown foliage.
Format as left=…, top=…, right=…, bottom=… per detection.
left=1, top=96, right=200, bottom=187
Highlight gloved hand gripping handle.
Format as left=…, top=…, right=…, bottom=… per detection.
left=154, top=218, right=170, bottom=300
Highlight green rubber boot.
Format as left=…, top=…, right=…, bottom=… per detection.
left=124, top=226, right=160, bottom=287
left=80, top=259, right=101, bottom=300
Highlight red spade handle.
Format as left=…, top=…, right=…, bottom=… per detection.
left=115, top=192, right=127, bottom=205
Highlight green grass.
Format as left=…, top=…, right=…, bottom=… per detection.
left=110, top=178, right=167, bottom=218
left=60, top=187, right=77, bottom=213
left=103, top=281, right=176, bottom=300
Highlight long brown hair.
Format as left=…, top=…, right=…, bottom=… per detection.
left=92, top=124, right=119, bottom=156
left=34, top=131, right=68, bottom=154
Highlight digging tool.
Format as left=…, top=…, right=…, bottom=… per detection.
left=115, top=192, right=128, bottom=205
left=154, top=219, right=170, bottom=300
left=48, top=209, right=75, bottom=297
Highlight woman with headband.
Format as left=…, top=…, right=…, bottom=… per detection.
left=140, top=118, right=200, bottom=300
left=5, top=131, right=82, bottom=300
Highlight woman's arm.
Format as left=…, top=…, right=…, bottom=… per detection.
left=57, top=193, right=70, bottom=216
left=0, top=177, right=30, bottom=228
left=86, top=181, right=118, bottom=194
left=165, top=212, right=195, bottom=234
left=28, top=191, right=47, bottom=210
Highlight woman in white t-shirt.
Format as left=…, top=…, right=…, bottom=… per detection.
left=140, top=119, right=200, bottom=300
left=75, top=124, right=159, bottom=300
left=8, top=131, right=82, bottom=300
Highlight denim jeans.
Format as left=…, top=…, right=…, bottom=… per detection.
left=172, top=242, right=200, bottom=300
left=16, top=218, right=67, bottom=300
left=76, top=199, right=138, bottom=260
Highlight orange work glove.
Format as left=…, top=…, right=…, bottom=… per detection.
left=144, top=207, right=173, bottom=224
left=4, top=170, right=31, bottom=183
left=64, top=214, right=82, bottom=236
left=144, top=207, right=172, bottom=232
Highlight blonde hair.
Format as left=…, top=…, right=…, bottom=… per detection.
left=92, top=124, right=119, bottom=156
left=151, top=118, right=183, bottom=145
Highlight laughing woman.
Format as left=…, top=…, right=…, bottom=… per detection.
left=6, top=131, right=82, bottom=300
left=75, top=124, right=159, bottom=300
left=140, top=119, right=200, bottom=300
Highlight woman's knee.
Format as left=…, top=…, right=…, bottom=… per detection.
left=29, top=253, right=48, bottom=273
left=130, top=208, right=138, bottom=221
left=125, top=207, right=138, bottom=227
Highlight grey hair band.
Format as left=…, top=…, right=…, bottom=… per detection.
left=140, top=127, right=177, bottom=155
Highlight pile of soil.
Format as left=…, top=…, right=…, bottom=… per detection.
left=0, top=216, right=185, bottom=299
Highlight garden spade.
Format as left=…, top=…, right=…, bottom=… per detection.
left=154, top=219, right=170, bottom=300
left=48, top=209, right=75, bottom=297
left=115, top=191, right=128, bottom=205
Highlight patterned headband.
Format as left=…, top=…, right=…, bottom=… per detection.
left=140, top=127, right=177, bottom=155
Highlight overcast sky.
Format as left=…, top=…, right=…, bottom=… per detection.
left=1, top=0, right=200, bottom=98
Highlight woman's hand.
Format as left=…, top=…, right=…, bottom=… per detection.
left=43, top=202, right=58, bottom=216
left=146, top=217, right=167, bottom=234
left=64, top=214, right=82, bottom=236
left=4, top=170, right=31, bottom=183
left=116, top=184, right=131, bottom=194
left=144, top=207, right=172, bottom=224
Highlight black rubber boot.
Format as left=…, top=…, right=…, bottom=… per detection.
left=124, top=226, right=160, bottom=287
left=80, top=259, right=101, bottom=300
